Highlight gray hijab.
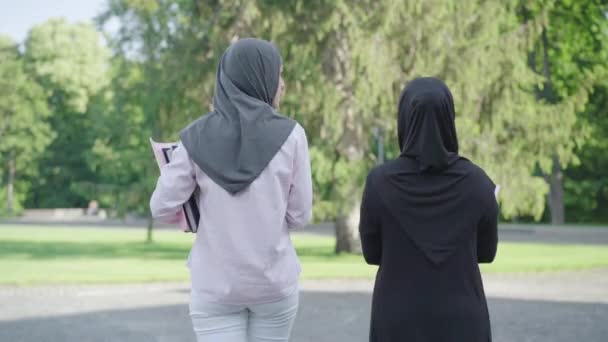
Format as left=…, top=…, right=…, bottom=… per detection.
left=179, top=38, right=296, bottom=194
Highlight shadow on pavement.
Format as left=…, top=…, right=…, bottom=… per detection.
left=1, top=291, right=607, bottom=342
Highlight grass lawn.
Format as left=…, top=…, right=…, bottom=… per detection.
left=1, top=226, right=608, bottom=285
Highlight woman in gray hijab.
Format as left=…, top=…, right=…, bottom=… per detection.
left=150, top=38, right=313, bottom=342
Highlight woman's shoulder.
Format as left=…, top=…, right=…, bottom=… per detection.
left=364, top=161, right=394, bottom=187
left=288, top=121, right=308, bottom=144
left=292, top=120, right=305, bottom=133
left=455, top=158, right=495, bottom=190
left=456, top=157, right=489, bottom=175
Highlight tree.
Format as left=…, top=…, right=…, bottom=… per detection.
left=97, top=0, right=258, bottom=240
left=264, top=0, right=555, bottom=251
left=84, top=58, right=161, bottom=241
left=266, top=0, right=608, bottom=248
left=0, top=35, right=53, bottom=215
left=564, top=84, right=608, bottom=223
left=23, top=19, right=110, bottom=208
left=99, top=0, right=375, bottom=251
left=97, top=0, right=607, bottom=252
left=520, top=0, right=608, bottom=224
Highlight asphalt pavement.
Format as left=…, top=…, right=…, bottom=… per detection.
left=1, top=269, right=607, bottom=342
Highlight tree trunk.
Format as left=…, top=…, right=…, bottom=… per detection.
left=146, top=215, right=154, bottom=243
left=7, top=156, right=15, bottom=215
left=540, top=27, right=564, bottom=225
left=548, top=155, right=565, bottom=225
left=335, top=202, right=362, bottom=254
left=325, top=24, right=366, bottom=254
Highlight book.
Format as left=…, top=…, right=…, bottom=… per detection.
left=149, top=138, right=200, bottom=233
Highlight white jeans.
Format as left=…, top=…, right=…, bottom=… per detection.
left=190, top=290, right=299, bottom=342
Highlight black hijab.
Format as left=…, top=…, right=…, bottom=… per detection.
left=180, top=38, right=296, bottom=194
left=372, top=77, right=495, bottom=265
left=398, top=77, right=459, bottom=172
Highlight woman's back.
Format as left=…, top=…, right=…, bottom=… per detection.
left=151, top=123, right=311, bottom=305
left=359, top=77, right=498, bottom=342
left=362, top=157, right=497, bottom=342
left=374, top=157, right=493, bottom=279
left=187, top=123, right=310, bottom=304
left=150, top=38, right=312, bottom=342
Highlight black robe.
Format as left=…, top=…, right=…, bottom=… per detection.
left=359, top=156, right=498, bottom=342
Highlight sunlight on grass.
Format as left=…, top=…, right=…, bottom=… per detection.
left=1, top=226, right=607, bottom=285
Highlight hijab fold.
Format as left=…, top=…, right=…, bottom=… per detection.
left=179, top=38, right=296, bottom=194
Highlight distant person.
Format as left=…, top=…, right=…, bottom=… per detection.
left=150, top=38, right=312, bottom=342
left=359, top=77, right=499, bottom=342
left=86, top=200, right=99, bottom=216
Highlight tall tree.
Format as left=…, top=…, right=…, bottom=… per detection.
left=520, top=0, right=608, bottom=224
left=263, top=0, right=555, bottom=251
left=0, top=35, right=53, bottom=215
left=83, top=58, right=161, bottom=241
left=98, top=0, right=607, bottom=251
left=23, top=19, right=110, bottom=208
left=97, top=0, right=259, bottom=240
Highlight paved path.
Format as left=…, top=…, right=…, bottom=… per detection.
left=494, top=224, right=608, bottom=245
left=1, top=269, right=607, bottom=342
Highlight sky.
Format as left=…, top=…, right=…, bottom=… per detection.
left=0, top=0, right=107, bottom=43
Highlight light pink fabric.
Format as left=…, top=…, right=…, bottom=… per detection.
left=150, top=124, right=312, bottom=305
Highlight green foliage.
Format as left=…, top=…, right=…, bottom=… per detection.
left=24, top=19, right=109, bottom=113
left=22, top=20, right=111, bottom=208
left=517, top=0, right=608, bottom=223
left=564, top=84, right=608, bottom=222
left=2, top=1, right=607, bottom=224
left=93, top=0, right=608, bottom=222
left=0, top=35, right=53, bottom=215
left=266, top=0, right=556, bottom=219
left=364, top=0, right=552, bottom=219
left=80, top=59, right=157, bottom=215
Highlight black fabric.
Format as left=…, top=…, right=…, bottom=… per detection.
left=398, top=77, right=459, bottom=172
left=384, top=77, right=479, bottom=265
left=360, top=159, right=498, bottom=342
left=180, top=38, right=295, bottom=194
left=359, top=77, right=498, bottom=342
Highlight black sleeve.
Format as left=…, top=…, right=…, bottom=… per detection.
left=477, top=193, right=499, bottom=263
left=359, top=172, right=382, bottom=266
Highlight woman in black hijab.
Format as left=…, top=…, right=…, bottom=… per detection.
left=359, top=77, right=499, bottom=342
